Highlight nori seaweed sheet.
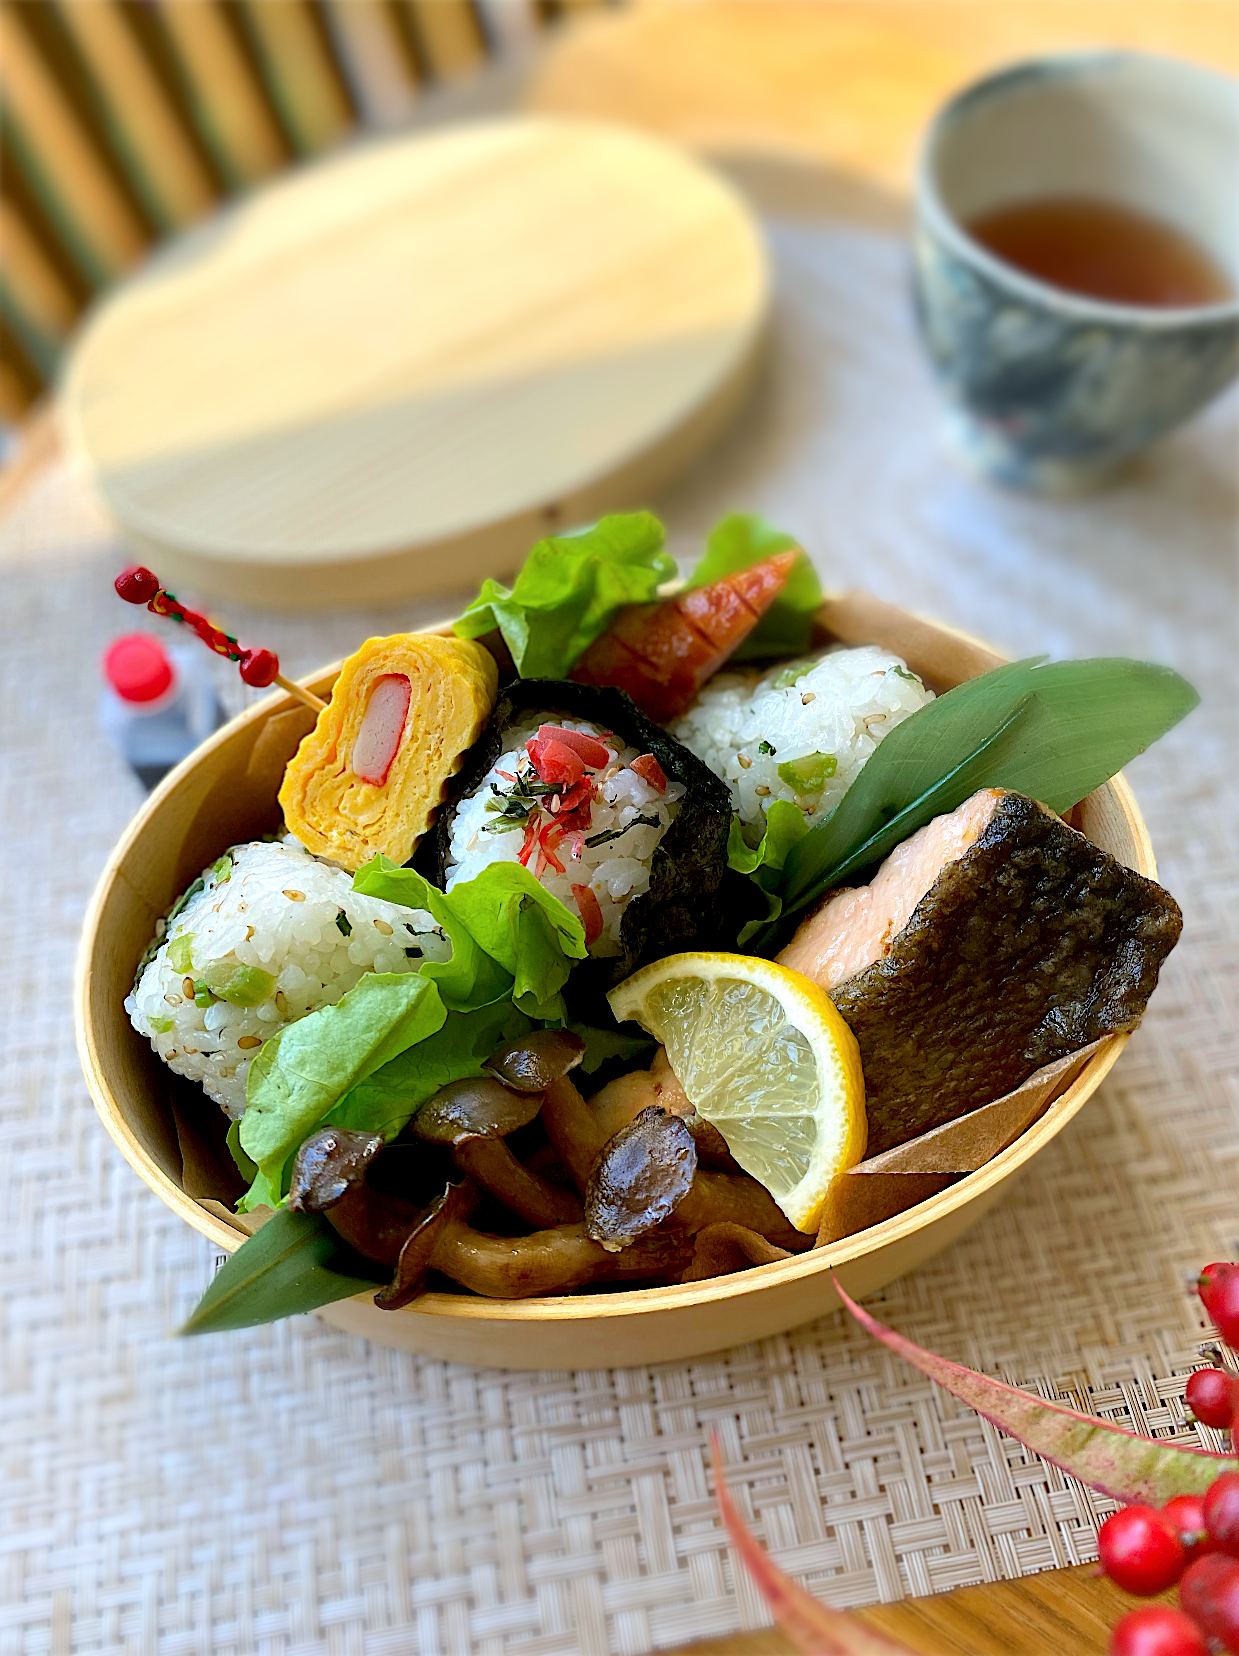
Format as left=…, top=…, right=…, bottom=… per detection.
left=425, top=680, right=732, bottom=1003
left=828, top=792, right=1183, bottom=1154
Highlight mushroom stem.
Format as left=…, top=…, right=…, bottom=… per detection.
left=452, top=1136, right=583, bottom=1227
left=323, top=1183, right=425, bottom=1265
left=552, top=1070, right=814, bottom=1251
left=375, top=1182, right=691, bottom=1309
left=675, top=1173, right=811, bottom=1251
left=541, top=1074, right=611, bottom=1192
left=439, top=1223, right=687, bottom=1299
left=681, top=1223, right=796, bottom=1282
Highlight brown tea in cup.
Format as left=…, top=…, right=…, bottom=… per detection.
left=967, top=197, right=1232, bottom=309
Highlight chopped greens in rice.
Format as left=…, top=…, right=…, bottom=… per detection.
left=126, top=837, right=449, bottom=1120
left=670, top=646, right=934, bottom=837
left=444, top=715, right=684, bottom=957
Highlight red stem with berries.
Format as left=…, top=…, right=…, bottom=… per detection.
left=716, top=1261, right=1239, bottom=1656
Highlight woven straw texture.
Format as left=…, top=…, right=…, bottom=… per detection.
left=1, top=210, right=1236, bottom=1656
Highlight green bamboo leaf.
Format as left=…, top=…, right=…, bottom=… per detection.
left=779, top=693, right=1041, bottom=916
left=777, top=657, right=1198, bottom=925
left=835, top=1278, right=1238, bottom=1503
left=181, top=1208, right=382, bottom=1335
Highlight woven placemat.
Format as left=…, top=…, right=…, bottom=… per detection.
left=1, top=214, right=1236, bottom=1656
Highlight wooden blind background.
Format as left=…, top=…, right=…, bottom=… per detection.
left=0, top=0, right=611, bottom=420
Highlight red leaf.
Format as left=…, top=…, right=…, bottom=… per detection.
left=833, top=1277, right=1239, bottom=1504
left=711, top=1438, right=926, bottom=1655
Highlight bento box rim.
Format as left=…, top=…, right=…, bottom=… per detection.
left=75, top=600, right=1153, bottom=1323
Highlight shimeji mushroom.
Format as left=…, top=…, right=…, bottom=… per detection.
left=411, top=1077, right=582, bottom=1227
left=681, top=1222, right=797, bottom=1281
left=375, top=1182, right=694, bottom=1308
left=585, top=1107, right=697, bottom=1249
left=288, top=1126, right=422, bottom=1264
left=545, top=1073, right=811, bottom=1251
left=484, top=1028, right=587, bottom=1093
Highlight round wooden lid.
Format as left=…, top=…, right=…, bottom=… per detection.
left=62, top=116, right=768, bottom=609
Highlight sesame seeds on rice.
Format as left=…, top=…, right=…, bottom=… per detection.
left=670, top=646, right=934, bottom=837
left=125, top=837, right=449, bottom=1120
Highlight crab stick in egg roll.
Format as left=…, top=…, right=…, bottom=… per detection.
left=279, top=634, right=497, bottom=872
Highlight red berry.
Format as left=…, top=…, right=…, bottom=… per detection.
left=1200, top=1263, right=1238, bottom=1316
left=1186, top=1368, right=1239, bottom=1430
left=1110, top=1606, right=1210, bottom=1656
left=239, top=647, right=279, bottom=687
left=1163, top=1494, right=1213, bottom=1564
left=1211, top=1273, right=1239, bottom=1352
left=115, top=565, right=160, bottom=604
left=1180, top=1552, right=1239, bottom=1651
left=1205, top=1474, right=1239, bottom=1558
left=1099, top=1505, right=1187, bottom=1596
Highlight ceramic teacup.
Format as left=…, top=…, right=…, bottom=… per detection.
left=913, top=52, right=1239, bottom=492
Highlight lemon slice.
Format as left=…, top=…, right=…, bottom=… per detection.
left=608, top=952, right=866, bottom=1235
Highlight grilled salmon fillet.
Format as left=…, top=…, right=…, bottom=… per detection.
left=779, top=789, right=1182, bottom=1153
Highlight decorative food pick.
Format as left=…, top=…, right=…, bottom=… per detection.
left=114, top=565, right=326, bottom=713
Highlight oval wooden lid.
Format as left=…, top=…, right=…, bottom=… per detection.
left=60, top=116, right=769, bottom=609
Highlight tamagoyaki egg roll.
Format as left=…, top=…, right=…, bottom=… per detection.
left=279, top=634, right=498, bottom=871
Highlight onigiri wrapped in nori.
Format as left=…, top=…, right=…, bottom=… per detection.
left=429, top=681, right=731, bottom=987
left=126, top=837, right=449, bottom=1119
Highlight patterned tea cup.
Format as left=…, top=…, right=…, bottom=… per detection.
left=914, top=52, right=1239, bottom=492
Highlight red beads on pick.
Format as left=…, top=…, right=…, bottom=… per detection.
left=1162, top=1494, right=1213, bottom=1565
left=239, top=648, right=279, bottom=688
left=110, top=563, right=324, bottom=712
left=1201, top=1265, right=1239, bottom=1350
left=115, top=565, right=161, bottom=604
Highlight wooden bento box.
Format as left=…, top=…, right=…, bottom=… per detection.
left=75, top=595, right=1149, bottom=1369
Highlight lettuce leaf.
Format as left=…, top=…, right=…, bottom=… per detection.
left=352, top=857, right=508, bottom=1012
left=232, top=859, right=588, bottom=1207
left=568, top=1019, right=657, bottom=1075
left=688, top=513, right=822, bottom=660
left=441, top=863, right=586, bottom=1020
left=239, top=972, right=447, bottom=1193
left=726, top=800, right=809, bottom=943
left=453, top=512, right=674, bottom=679
left=355, top=858, right=587, bottom=1022
left=330, top=999, right=533, bottom=1140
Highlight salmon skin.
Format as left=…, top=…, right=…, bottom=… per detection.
left=780, top=790, right=1182, bottom=1154
left=570, top=551, right=799, bottom=722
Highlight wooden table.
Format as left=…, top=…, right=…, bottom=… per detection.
left=525, top=6, right=1237, bottom=1653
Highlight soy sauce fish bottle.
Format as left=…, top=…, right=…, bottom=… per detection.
left=99, top=631, right=224, bottom=788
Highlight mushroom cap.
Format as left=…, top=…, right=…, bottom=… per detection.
left=484, top=1029, right=586, bottom=1093
left=585, top=1106, right=697, bottom=1248
left=288, top=1127, right=383, bottom=1212
left=413, top=1077, right=543, bottom=1146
